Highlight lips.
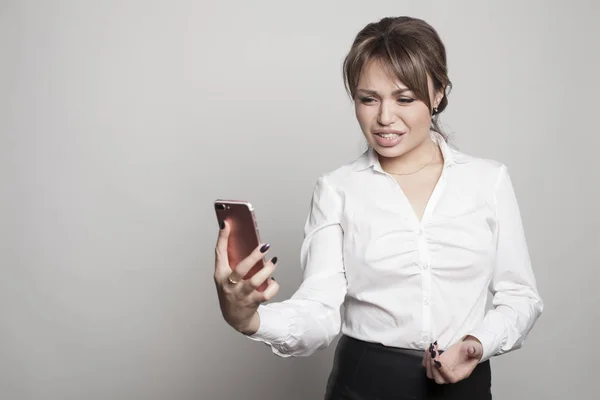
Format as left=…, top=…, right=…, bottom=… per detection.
left=373, top=130, right=406, bottom=147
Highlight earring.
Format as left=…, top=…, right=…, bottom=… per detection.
left=432, top=107, right=439, bottom=116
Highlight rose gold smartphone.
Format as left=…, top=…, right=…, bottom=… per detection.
left=214, top=199, right=268, bottom=292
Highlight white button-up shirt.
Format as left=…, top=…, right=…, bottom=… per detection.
left=249, top=132, right=543, bottom=363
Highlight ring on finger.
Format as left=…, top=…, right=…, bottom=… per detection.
left=227, top=275, right=240, bottom=285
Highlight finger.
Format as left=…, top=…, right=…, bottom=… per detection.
left=252, top=278, right=280, bottom=303
left=425, top=343, right=433, bottom=379
left=431, top=342, right=447, bottom=384
left=233, top=242, right=271, bottom=280
left=214, top=220, right=231, bottom=278
left=435, top=359, right=459, bottom=384
left=240, top=257, right=278, bottom=295
left=431, top=364, right=446, bottom=384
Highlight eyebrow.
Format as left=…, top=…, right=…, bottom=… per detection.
left=356, top=88, right=414, bottom=96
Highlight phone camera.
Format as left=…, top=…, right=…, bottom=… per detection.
left=215, top=203, right=225, bottom=210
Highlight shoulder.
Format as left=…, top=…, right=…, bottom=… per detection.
left=448, top=145, right=507, bottom=184
left=301, top=154, right=368, bottom=217
left=313, top=150, right=371, bottom=192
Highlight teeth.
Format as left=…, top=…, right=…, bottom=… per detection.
left=378, top=133, right=399, bottom=139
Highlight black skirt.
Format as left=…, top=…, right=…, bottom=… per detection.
left=325, top=335, right=492, bottom=400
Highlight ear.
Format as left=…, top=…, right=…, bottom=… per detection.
left=434, top=88, right=444, bottom=108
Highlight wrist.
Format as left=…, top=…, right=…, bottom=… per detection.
left=463, top=335, right=482, bottom=345
left=238, top=312, right=260, bottom=336
left=462, top=335, right=483, bottom=361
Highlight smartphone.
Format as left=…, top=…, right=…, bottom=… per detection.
left=214, top=199, right=268, bottom=292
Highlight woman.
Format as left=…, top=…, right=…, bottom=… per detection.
left=213, top=16, right=543, bottom=399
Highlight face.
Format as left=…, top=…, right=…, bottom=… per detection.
left=354, top=59, right=443, bottom=160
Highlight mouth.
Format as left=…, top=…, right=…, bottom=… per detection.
left=374, top=131, right=405, bottom=138
left=372, top=130, right=406, bottom=147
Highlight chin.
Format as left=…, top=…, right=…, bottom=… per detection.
left=373, top=147, right=407, bottom=159
left=369, top=139, right=410, bottom=159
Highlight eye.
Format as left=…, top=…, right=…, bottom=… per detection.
left=358, top=97, right=376, bottom=104
left=397, top=97, right=415, bottom=104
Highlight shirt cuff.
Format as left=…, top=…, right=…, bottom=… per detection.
left=247, top=304, right=290, bottom=344
left=465, top=326, right=504, bottom=363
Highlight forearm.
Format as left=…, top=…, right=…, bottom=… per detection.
left=468, top=290, right=543, bottom=362
left=248, top=294, right=344, bottom=357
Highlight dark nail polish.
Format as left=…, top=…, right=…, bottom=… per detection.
left=271, top=256, right=278, bottom=265
left=219, top=220, right=225, bottom=230
left=430, top=350, right=436, bottom=359
left=271, top=277, right=276, bottom=281
left=434, top=360, right=442, bottom=368
left=433, top=341, right=438, bottom=346
left=260, top=243, right=270, bottom=253
left=429, top=343, right=434, bottom=352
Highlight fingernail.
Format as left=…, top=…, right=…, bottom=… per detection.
left=260, top=243, right=270, bottom=253
left=433, top=341, right=438, bottom=346
left=271, top=277, right=276, bottom=281
left=434, top=360, right=441, bottom=368
left=271, top=256, right=278, bottom=264
left=430, top=350, right=436, bottom=359
left=219, top=220, right=225, bottom=230
left=429, top=343, right=434, bottom=352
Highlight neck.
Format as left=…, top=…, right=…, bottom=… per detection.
left=379, top=135, right=442, bottom=174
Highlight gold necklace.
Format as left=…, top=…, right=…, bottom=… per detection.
left=384, top=143, right=437, bottom=176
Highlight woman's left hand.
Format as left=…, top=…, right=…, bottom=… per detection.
left=422, top=336, right=484, bottom=384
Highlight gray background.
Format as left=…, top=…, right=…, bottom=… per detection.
left=1, top=0, right=598, bottom=399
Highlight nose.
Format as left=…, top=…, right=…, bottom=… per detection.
left=377, top=102, right=396, bottom=126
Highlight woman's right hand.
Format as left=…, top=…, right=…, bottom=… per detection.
left=213, top=221, right=280, bottom=335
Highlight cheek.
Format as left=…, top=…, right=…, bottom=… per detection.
left=355, top=106, right=372, bottom=128
left=403, top=106, right=432, bottom=130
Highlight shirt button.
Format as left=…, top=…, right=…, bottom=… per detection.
left=424, top=298, right=430, bottom=306
left=421, top=263, right=429, bottom=270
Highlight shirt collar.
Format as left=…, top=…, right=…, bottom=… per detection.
left=352, top=130, right=473, bottom=172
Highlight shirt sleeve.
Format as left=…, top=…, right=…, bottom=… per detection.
left=467, top=165, right=544, bottom=362
left=247, top=175, right=347, bottom=357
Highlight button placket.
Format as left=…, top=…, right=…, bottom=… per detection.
left=419, top=228, right=432, bottom=343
